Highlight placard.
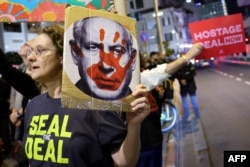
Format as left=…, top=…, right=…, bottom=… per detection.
left=189, top=13, right=246, bottom=59
left=61, top=6, right=140, bottom=112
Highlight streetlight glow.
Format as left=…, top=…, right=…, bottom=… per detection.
left=152, top=11, right=163, bottom=17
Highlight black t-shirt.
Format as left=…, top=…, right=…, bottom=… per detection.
left=140, top=112, right=163, bottom=151
left=139, top=91, right=163, bottom=151
left=23, top=93, right=127, bottom=167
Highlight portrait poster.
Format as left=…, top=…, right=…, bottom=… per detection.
left=62, top=6, right=140, bottom=112
left=188, top=13, right=246, bottom=60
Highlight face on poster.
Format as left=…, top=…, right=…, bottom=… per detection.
left=62, top=7, right=140, bottom=112
left=189, top=13, right=246, bottom=59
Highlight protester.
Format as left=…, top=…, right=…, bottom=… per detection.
left=21, top=24, right=150, bottom=167
left=176, top=52, right=200, bottom=120
left=146, top=51, right=160, bottom=69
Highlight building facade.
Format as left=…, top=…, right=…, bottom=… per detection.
left=125, top=0, right=228, bottom=56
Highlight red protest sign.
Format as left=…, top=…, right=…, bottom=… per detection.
left=189, top=13, right=246, bottom=59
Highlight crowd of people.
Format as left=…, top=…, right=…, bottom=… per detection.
left=0, top=21, right=203, bottom=167
left=143, top=50, right=200, bottom=120
left=137, top=48, right=201, bottom=167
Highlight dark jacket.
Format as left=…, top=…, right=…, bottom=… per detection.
left=176, top=62, right=197, bottom=96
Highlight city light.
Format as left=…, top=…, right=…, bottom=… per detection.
left=152, top=11, right=163, bottom=17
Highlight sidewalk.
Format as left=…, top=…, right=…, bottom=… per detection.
left=177, top=116, right=211, bottom=167
left=163, top=115, right=211, bottom=167
left=163, top=80, right=211, bottom=167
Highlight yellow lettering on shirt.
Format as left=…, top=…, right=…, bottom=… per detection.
left=47, top=115, right=60, bottom=136
left=25, top=137, right=68, bottom=164
left=33, top=138, right=44, bottom=161
left=29, top=116, right=39, bottom=135
left=25, top=114, right=72, bottom=164
left=36, top=115, right=49, bottom=135
left=57, top=140, right=69, bottom=164
left=60, top=115, right=71, bottom=138
left=25, top=137, right=33, bottom=159
left=44, top=140, right=56, bottom=163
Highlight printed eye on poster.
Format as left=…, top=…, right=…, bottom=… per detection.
left=188, top=13, right=246, bottom=60
left=62, top=6, right=140, bottom=112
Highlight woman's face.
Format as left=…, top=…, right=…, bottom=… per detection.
left=27, top=33, right=63, bottom=84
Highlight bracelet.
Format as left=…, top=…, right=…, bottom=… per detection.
left=182, top=55, right=189, bottom=64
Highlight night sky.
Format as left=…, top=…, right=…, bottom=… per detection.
left=226, top=0, right=247, bottom=15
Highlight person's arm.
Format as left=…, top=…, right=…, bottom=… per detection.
left=141, top=43, right=203, bottom=91
left=0, top=49, right=39, bottom=99
left=112, top=84, right=150, bottom=167
left=164, top=43, right=203, bottom=75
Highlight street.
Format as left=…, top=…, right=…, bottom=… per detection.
left=195, top=62, right=250, bottom=167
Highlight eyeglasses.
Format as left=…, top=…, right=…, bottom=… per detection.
left=27, top=46, right=56, bottom=57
